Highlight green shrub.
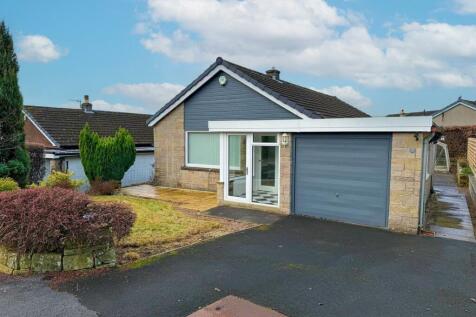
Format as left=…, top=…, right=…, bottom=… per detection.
left=40, top=171, right=84, bottom=190
left=0, top=148, right=31, bottom=187
left=79, top=124, right=136, bottom=184
left=0, top=177, right=19, bottom=192
left=460, top=166, right=474, bottom=176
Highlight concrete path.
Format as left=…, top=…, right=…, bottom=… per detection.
left=121, top=184, right=217, bottom=212
left=61, top=217, right=476, bottom=317
left=0, top=276, right=97, bottom=317
left=427, top=173, right=475, bottom=242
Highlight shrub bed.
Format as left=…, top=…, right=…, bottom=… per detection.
left=0, top=177, right=19, bottom=192
left=0, top=187, right=135, bottom=273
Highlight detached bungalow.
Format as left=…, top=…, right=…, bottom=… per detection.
left=148, top=57, right=434, bottom=234
left=24, top=97, right=154, bottom=187
left=388, top=97, right=476, bottom=128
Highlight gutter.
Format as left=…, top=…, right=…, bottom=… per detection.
left=418, top=134, right=433, bottom=231
left=43, top=146, right=155, bottom=159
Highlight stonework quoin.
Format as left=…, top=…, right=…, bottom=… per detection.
left=388, top=133, right=424, bottom=234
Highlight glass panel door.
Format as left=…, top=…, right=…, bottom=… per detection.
left=252, top=145, right=278, bottom=206
left=227, top=135, right=247, bottom=199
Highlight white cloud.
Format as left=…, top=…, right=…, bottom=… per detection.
left=315, top=86, right=372, bottom=108
left=91, top=99, right=149, bottom=114
left=454, top=0, right=476, bottom=14
left=17, top=35, right=63, bottom=63
left=138, top=0, right=476, bottom=90
left=60, top=99, right=148, bottom=114
left=103, top=82, right=184, bottom=111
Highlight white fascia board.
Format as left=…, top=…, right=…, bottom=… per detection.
left=432, top=101, right=476, bottom=118
left=208, top=116, right=433, bottom=133
left=147, top=65, right=309, bottom=127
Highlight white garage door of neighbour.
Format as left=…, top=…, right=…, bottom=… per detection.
left=122, top=153, right=155, bottom=187
left=65, top=153, right=155, bottom=189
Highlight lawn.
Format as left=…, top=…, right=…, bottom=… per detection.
left=92, top=195, right=250, bottom=264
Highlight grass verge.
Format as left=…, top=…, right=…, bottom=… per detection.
left=92, top=195, right=253, bottom=265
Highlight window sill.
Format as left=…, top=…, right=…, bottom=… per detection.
left=181, top=166, right=219, bottom=172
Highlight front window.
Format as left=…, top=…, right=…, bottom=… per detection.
left=186, top=132, right=220, bottom=168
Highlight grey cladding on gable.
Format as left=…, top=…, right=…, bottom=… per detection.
left=184, top=71, right=299, bottom=131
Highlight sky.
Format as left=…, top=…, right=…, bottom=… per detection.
left=1, top=0, right=476, bottom=117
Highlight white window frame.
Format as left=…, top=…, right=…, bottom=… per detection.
left=185, top=131, right=220, bottom=169
left=251, top=134, right=280, bottom=207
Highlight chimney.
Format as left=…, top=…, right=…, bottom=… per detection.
left=400, top=108, right=405, bottom=117
left=266, top=67, right=280, bottom=80
left=81, top=95, right=93, bottom=113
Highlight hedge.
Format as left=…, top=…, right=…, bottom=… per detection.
left=442, top=126, right=476, bottom=160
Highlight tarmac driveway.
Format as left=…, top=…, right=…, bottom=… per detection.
left=61, top=216, right=476, bottom=317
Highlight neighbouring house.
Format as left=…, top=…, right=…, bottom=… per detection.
left=388, top=97, right=476, bottom=127
left=24, top=96, right=154, bottom=187
left=148, top=57, right=435, bottom=234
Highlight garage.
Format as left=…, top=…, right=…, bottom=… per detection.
left=293, top=133, right=392, bottom=228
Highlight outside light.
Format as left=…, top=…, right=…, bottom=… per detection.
left=281, top=133, right=289, bottom=147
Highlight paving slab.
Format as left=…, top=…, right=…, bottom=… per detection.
left=188, top=295, right=286, bottom=317
left=121, top=184, right=217, bottom=212
left=427, top=173, right=475, bottom=242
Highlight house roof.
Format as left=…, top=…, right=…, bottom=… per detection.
left=431, top=99, right=476, bottom=118
left=147, top=57, right=369, bottom=126
left=387, top=99, right=476, bottom=118
left=387, top=110, right=439, bottom=117
left=24, top=105, right=153, bottom=149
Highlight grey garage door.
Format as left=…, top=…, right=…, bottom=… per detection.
left=293, top=133, right=392, bottom=228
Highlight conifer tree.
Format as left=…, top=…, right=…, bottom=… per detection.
left=0, top=21, right=30, bottom=186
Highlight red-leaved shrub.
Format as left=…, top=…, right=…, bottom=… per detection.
left=0, top=188, right=135, bottom=253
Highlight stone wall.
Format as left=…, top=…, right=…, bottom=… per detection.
left=0, top=245, right=116, bottom=275
left=153, top=103, right=219, bottom=191
left=388, top=133, right=424, bottom=234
